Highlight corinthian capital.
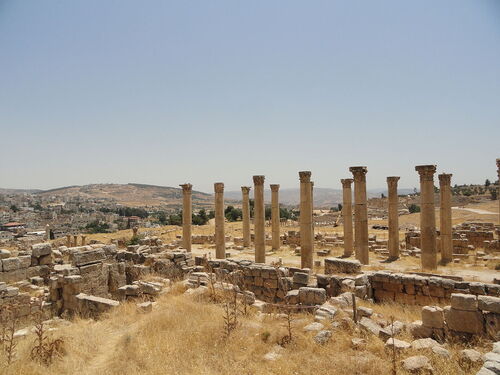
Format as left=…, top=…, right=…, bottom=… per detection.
left=299, top=171, right=311, bottom=183
left=415, top=165, right=436, bottom=181
left=253, top=175, right=265, bottom=185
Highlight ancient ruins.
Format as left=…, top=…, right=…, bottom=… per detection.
left=1, top=160, right=499, bottom=374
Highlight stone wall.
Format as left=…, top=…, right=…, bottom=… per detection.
left=414, top=293, right=500, bottom=341
left=370, top=271, right=500, bottom=306
left=0, top=243, right=52, bottom=283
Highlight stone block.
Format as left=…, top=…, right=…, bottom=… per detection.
left=292, top=272, right=309, bottom=285
left=76, top=293, right=119, bottom=316
left=421, top=306, right=444, bottom=329
left=31, top=243, right=52, bottom=258
left=444, top=306, right=484, bottom=334
left=263, top=279, right=278, bottom=289
left=0, top=249, right=11, bottom=259
left=39, top=254, right=52, bottom=265
left=2, top=257, right=21, bottom=271
left=71, top=249, right=106, bottom=267
left=478, top=295, right=500, bottom=314
left=298, top=287, right=326, bottom=305
left=18, top=255, right=31, bottom=269
left=451, top=293, right=478, bottom=311
left=374, top=288, right=395, bottom=302
left=324, top=258, right=361, bottom=274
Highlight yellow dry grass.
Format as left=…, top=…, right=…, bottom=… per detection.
left=2, top=285, right=490, bottom=375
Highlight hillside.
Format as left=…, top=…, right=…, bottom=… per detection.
left=225, top=187, right=415, bottom=208
left=35, top=183, right=215, bottom=209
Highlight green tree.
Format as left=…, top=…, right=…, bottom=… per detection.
left=85, top=220, right=110, bottom=234
left=485, top=179, right=491, bottom=187
left=409, top=204, right=420, bottom=214
left=157, top=211, right=168, bottom=225
left=10, top=204, right=19, bottom=212
left=490, top=188, right=498, bottom=200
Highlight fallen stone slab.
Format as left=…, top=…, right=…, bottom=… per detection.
left=401, top=355, right=433, bottom=374
left=71, top=249, right=106, bottom=267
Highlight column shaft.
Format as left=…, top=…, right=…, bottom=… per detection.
left=497, top=159, right=500, bottom=225
left=387, top=177, right=400, bottom=259
left=241, top=187, right=251, bottom=247
left=253, top=176, right=266, bottom=263
left=270, top=184, right=280, bottom=250
left=214, top=183, right=225, bottom=259
left=349, top=167, right=369, bottom=265
left=299, top=171, right=313, bottom=269
left=180, top=184, right=192, bottom=252
left=416, top=165, right=437, bottom=270
left=341, top=179, right=354, bottom=257
left=439, top=174, right=452, bottom=263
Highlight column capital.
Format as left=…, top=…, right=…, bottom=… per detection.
left=270, top=184, right=280, bottom=192
left=415, top=165, right=436, bottom=180
left=438, top=173, right=452, bottom=185
left=349, top=166, right=368, bottom=181
left=253, top=175, right=265, bottom=185
left=299, top=171, right=311, bottom=182
left=179, top=183, right=193, bottom=193
left=241, top=186, right=251, bottom=194
left=214, top=182, right=224, bottom=193
left=387, top=176, right=400, bottom=187
left=341, top=178, right=353, bottom=188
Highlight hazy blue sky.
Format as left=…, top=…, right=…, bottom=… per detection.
left=1, top=1, right=499, bottom=193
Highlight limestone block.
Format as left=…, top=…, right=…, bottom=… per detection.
left=451, top=293, right=478, bottom=311
left=2, top=257, right=21, bottom=271
left=285, top=290, right=299, bottom=304
left=0, top=249, right=11, bottom=259
left=409, top=320, right=433, bottom=339
left=18, top=255, right=31, bottom=269
left=401, top=356, right=433, bottom=374
left=422, top=306, right=444, bottom=329
left=292, top=272, right=309, bottom=285
left=0, top=269, right=27, bottom=283
left=39, top=254, right=52, bottom=265
left=76, top=293, right=119, bottom=316
left=298, top=287, right=326, bottom=305
left=385, top=338, right=410, bottom=351
left=359, top=317, right=382, bottom=336
left=478, top=296, right=500, bottom=314
left=31, top=243, right=52, bottom=258
left=71, top=249, right=106, bottom=267
left=324, top=258, right=361, bottom=274
left=444, top=306, right=484, bottom=334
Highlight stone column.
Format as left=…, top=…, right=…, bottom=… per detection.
left=387, top=176, right=400, bottom=260
left=438, top=173, right=453, bottom=264
left=497, top=159, right=500, bottom=225
left=214, top=182, right=225, bottom=259
left=270, top=184, right=280, bottom=251
left=45, top=224, right=51, bottom=241
left=349, top=166, right=369, bottom=265
left=253, top=176, right=266, bottom=263
left=299, top=171, right=313, bottom=269
left=81, top=235, right=86, bottom=246
left=73, top=235, right=78, bottom=247
left=415, top=165, right=437, bottom=270
left=341, top=179, right=354, bottom=257
left=311, top=181, right=315, bottom=242
left=66, top=234, right=71, bottom=247
left=180, top=183, right=193, bottom=252
left=241, top=187, right=251, bottom=247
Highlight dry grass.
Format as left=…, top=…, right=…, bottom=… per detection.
left=1, top=285, right=490, bottom=375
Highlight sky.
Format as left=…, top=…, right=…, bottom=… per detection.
left=1, top=0, right=499, bottom=193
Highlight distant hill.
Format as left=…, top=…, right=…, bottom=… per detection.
left=34, top=183, right=217, bottom=209
left=0, top=188, right=43, bottom=194
left=225, top=187, right=417, bottom=208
